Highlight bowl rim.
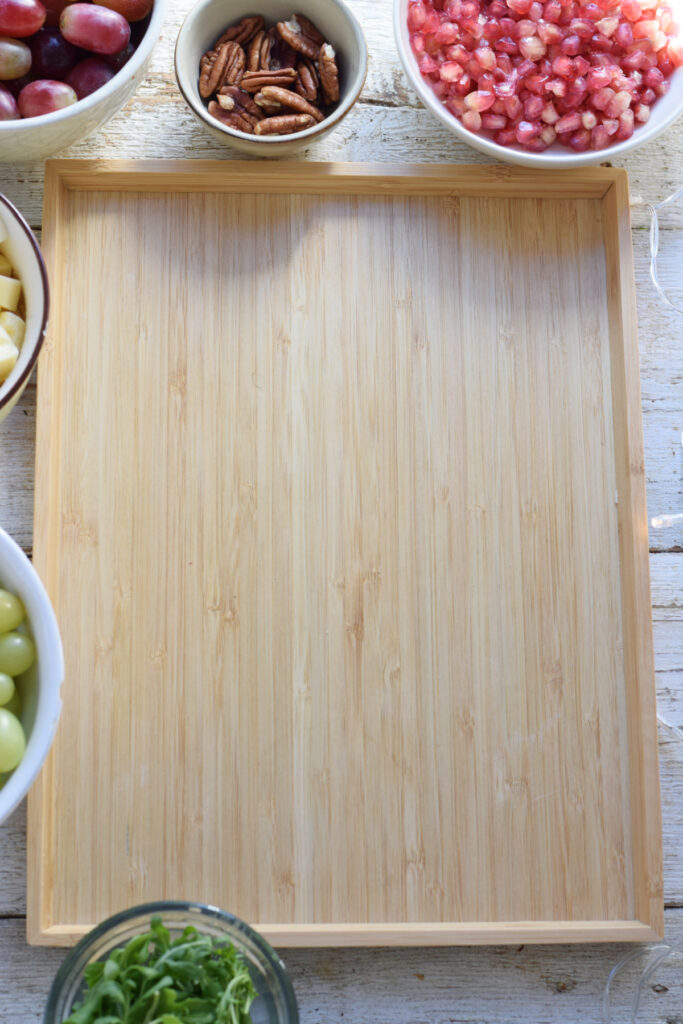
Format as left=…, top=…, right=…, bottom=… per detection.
left=174, top=0, right=368, bottom=145
left=0, top=192, right=49, bottom=412
left=0, top=525, right=63, bottom=825
left=44, top=900, right=300, bottom=1024
left=0, top=0, right=167, bottom=138
left=393, top=0, right=683, bottom=168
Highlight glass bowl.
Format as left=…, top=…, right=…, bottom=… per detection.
left=43, top=901, right=299, bottom=1024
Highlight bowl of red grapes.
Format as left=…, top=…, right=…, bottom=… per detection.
left=0, top=0, right=166, bottom=161
left=395, top=0, right=683, bottom=166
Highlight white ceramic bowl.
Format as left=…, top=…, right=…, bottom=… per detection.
left=0, top=0, right=167, bottom=163
left=175, top=0, right=368, bottom=156
left=0, top=193, right=48, bottom=423
left=0, top=527, right=63, bottom=825
left=394, top=0, right=683, bottom=168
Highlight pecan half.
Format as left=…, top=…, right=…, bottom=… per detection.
left=217, top=84, right=264, bottom=120
left=208, top=100, right=256, bottom=133
left=318, top=43, right=339, bottom=103
left=258, top=84, right=323, bottom=122
left=240, top=67, right=297, bottom=92
left=254, top=113, right=316, bottom=135
left=199, top=44, right=233, bottom=98
left=276, top=17, right=320, bottom=60
left=295, top=58, right=318, bottom=101
left=295, top=13, right=325, bottom=46
left=253, top=92, right=283, bottom=116
left=215, top=15, right=264, bottom=47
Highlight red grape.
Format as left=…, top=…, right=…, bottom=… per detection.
left=17, top=75, right=75, bottom=114
left=0, top=35, right=31, bottom=78
left=0, top=0, right=45, bottom=38
left=59, top=3, right=130, bottom=55
left=29, top=26, right=76, bottom=76
left=65, top=55, right=113, bottom=97
left=94, top=0, right=151, bottom=23
left=0, top=80, right=19, bottom=116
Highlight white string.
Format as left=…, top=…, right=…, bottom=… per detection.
left=603, top=942, right=682, bottom=1023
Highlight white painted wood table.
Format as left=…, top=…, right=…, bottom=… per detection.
left=1, top=1, right=682, bottom=1020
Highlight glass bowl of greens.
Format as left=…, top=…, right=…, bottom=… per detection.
left=43, top=901, right=299, bottom=1024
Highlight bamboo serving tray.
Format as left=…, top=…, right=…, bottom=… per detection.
left=28, top=160, right=662, bottom=947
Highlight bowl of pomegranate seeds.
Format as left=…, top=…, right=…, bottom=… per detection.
left=396, top=0, right=683, bottom=165
left=0, top=0, right=167, bottom=162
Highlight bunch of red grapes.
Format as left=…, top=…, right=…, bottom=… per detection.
left=0, top=0, right=153, bottom=119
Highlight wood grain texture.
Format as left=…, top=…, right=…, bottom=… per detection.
left=27, top=163, right=662, bottom=945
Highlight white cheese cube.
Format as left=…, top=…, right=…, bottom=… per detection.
left=0, top=311, right=25, bottom=349
left=0, top=327, right=18, bottom=383
left=0, top=274, right=21, bottom=312
left=0, top=255, right=12, bottom=276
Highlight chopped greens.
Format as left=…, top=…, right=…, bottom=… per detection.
left=62, top=917, right=257, bottom=1024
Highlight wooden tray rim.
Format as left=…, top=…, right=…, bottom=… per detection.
left=28, top=160, right=662, bottom=947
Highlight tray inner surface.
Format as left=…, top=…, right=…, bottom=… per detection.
left=30, top=168, right=660, bottom=944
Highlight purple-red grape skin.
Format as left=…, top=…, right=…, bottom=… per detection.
left=0, top=79, right=19, bottom=115
left=0, top=0, right=46, bottom=38
left=29, top=26, right=76, bottom=77
left=65, top=54, right=113, bottom=97
left=103, top=38, right=132, bottom=70
left=0, top=36, right=31, bottom=79
left=17, top=74, right=75, bottom=113
left=59, top=3, right=130, bottom=55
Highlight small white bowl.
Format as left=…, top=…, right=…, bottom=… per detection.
left=0, top=193, right=48, bottom=423
left=394, top=0, right=683, bottom=168
left=175, top=0, right=368, bottom=156
left=0, top=526, right=63, bottom=826
left=0, top=0, right=167, bottom=163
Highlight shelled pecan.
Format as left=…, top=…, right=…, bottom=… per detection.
left=198, top=12, right=341, bottom=137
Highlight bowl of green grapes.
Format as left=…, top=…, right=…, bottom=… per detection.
left=0, top=525, right=63, bottom=824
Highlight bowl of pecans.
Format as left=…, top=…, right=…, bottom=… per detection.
left=175, top=0, right=368, bottom=155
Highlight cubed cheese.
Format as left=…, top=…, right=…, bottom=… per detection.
left=0, top=274, right=21, bottom=312
left=0, top=327, right=18, bottom=383
left=0, top=311, right=25, bottom=349
left=0, top=255, right=12, bottom=277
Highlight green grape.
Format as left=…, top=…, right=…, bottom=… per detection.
left=0, top=588, right=25, bottom=633
left=0, top=672, right=14, bottom=706
left=0, top=708, right=25, bottom=772
left=0, top=632, right=35, bottom=676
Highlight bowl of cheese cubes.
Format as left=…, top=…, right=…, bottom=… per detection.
left=0, top=192, right=48, bottom=423
left=0, top=525, right=63, bottom=825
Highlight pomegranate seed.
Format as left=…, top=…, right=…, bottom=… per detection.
left=440, top=60, right=463, bottom=79
left=445, top=0, right=463, bottom=16
left=586, top=66, right=611, bottom=89
left=525, top=72, right=550, bottom=93
left=541, top=99, right=559, bottom=121
left=462, top=109, right=482, bottom=129
left=568, top=128, right=591, bottom=150
left=581, top=109, right=597, bottom=128
left=529, top=1, right=544, bottom=19
left=516, top=58, right=536, bottom=75
left=560, top=34, right=581, bottom=55
left=634, top=102, right=650, bottom=122
left=481, top=111, right=507, bottom=127
left=573, top=56, right=590, bottom=75
left=446, top=94, right=468, bottom=115
left=552, top=54, right=573, bottom=76
left=461, top=0, right=479, bottom=16
left=408, top=3, right=428, bottom=31
left=507, top=0, right=532, bottom=13
left=537, top=22, right=562, bottom=44
left=519, top=35, right=547, bottom=58
left=547, top=77, right=567, bottom=96
left=540, top=124, right=557, bottom=144
left=453, top=71, right=473, bottom=92
left=503, top=93, right=524, bottom=117
left=570, top=18, right=594, bottom=39
left=487, top=0, right=508, bottom=15
left=590, top=123, right=610, bottom=148
left=464, top=88, right=496, bottom=109
left=483, top=20, right=504, bottom=42
left=494, top=126, right=518, bottom=144
left=621, top=0, right=641, bottom=21
left=595, top=16, right=618, bottom=37
left=423, top=10, right=440, bottom=32
left=475, top=46, right=497, bottom=68
left=524, top=94, right=544, bottom=117
left=556, top=110, right=582, bottom=131
left=667, top=38, right=683, bottom=67
left=605, top=89, right=631, bottom=117
left=591, top=86, right=614, bottom=109
left=496, top=36, right=519, bottom=53
left=640, top=86, right=656, bottom=104
left=544, top=0, right=562, bottom=22
left=601, top=117, right=618, bottom=134
left=436, top=22, right=460, bottom=44
left=515, top=119, right=541, bottom=141
left=613, top=22, right=633, bottom=47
